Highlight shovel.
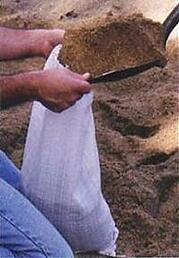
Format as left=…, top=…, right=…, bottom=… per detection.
left=89, top=3, right=179, bottom=84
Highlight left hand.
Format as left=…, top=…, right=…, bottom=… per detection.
left=31, top=29, right=65, bottom=58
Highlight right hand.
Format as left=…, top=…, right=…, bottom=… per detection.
left=36, top=68, right=91, bottom=113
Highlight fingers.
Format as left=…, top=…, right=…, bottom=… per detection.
left=83, top=73, right=91, bottom=80
left=64, top=68, right=86, bottom=81
left=62, top=67, right=91, bottom=82
left=61, top=68, right=92, bottom=94
left=50, top=29, right=66, bottom=46
left=39, top=68, right=91, bottom=113
left=43, top=93, right=83, bottom=113
left=75, top=93, right=83, bottom=101
left=73, top=79, right=91, bottom=94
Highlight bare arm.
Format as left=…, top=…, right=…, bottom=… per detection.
left=0, top=27, right=91, bottom=112
left=0, top=27, right=65, bottom=60
left=0, top=69, right=91, bottom=112
left=0, top=73, right=38, bottom=108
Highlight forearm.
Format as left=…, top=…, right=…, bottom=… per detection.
left=0, top=27, right=65, bottom=60
left=0, top=27, right=41, bottom=60
left=0, top=73, right=39, bottom=109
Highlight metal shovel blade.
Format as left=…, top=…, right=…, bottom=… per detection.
left=89, top=3, right=179, bottom=84
left=89, top=60, right=160, bottom=84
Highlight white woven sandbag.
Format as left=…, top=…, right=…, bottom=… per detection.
left=21, top=45, right=118, bottom=256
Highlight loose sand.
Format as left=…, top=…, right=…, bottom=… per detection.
left=0, top=0, right=178, bottom=257
left=59, top=13, right=166, bottom=77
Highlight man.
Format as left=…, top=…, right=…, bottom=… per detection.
left=0, top=27, right=91, bottom=258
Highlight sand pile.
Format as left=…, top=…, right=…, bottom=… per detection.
left=0, top=0, right=178, bottom=256
left=59, top=13, right=167, bottom=77
left=92, top=40, right=178, bottom=256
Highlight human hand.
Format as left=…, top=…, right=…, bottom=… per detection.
left=0, top=27, right=65, bottom=61
left=35, top=68, right=91, bottom=112
left=30, top=29, right=65, bottom=58
left=41, top=29, right=65, bottom=58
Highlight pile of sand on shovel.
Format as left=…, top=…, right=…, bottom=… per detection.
left=59, top=12, right=167, bottom=77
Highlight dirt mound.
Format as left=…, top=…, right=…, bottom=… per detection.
left=0, top=0, right=178, bottom=257
left=59, top=13, right=166, bottom=77
left=92, top=40, right=178, bottom=256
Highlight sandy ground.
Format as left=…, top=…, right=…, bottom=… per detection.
left=0, top=0, right=178, bottom=257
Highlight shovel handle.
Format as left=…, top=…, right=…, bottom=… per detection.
left=163, top=3, right=179, bottom=44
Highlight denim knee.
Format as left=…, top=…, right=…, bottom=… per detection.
left=0, top=150, right=6, bottom=160
left=0, top=150, right=21, bottom=189
left=0, top=247, right=15, bottom=258
left=52, top=247, right=74, bottom=258
left=47, top=235, right=74, bottom=258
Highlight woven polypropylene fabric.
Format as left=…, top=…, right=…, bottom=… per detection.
left=21, top=46, right=119, bottom=256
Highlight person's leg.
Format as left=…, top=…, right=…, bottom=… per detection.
left=0, top=150, right=21, bottom=189
left=0, top=178, right=74, bottom=258
left=0, top=246, right=15, bottom=258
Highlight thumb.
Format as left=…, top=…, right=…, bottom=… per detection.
left=83, top=73, right=91, bottom=80
left=75, top=79, right=92, bottom=94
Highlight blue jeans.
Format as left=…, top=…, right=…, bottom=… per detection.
left=0, top=151, right=74, bottom=258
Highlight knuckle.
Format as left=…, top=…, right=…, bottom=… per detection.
left=77, top=94, right=82, bottom=101
left=69, top=99, right=76, bottom=106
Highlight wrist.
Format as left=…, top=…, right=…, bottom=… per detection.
left=27, top=30, right=46, bottom=57
left=28, top=29, right=65, bottom=58
left=18, top=72, right=40, bottom=101
left=0, top=72, right=41, bottom=109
